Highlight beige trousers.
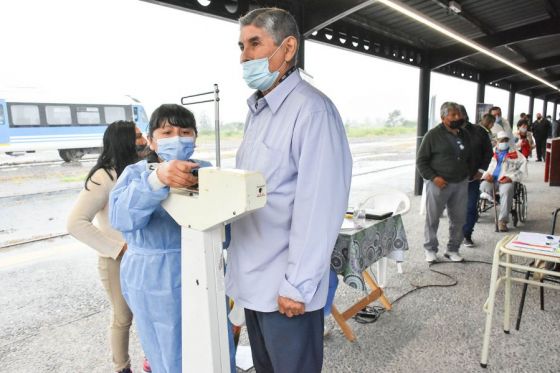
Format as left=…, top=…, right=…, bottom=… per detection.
left=98, top=256, right=133, bottom=372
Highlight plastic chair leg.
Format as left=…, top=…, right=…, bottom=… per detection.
left=376, top=258, right=387, bottom=288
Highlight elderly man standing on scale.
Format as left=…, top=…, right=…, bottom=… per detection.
left=225, top=7, right=353, bottom=373
left=417, top=102, right=472, bottom=263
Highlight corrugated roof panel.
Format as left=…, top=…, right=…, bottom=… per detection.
left=515, top=35, right=560, bottom=61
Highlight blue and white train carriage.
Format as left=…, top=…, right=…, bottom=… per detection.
left=0, top=94, right=149, bottom=161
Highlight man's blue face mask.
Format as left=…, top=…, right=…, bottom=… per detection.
left=242, top=39, right=286, bottom=91
left=156, top=136, right=195, bottom=161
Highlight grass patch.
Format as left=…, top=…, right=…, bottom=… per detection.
left=197, top=126, right=415, bottom=142
left=61, top=174, right=87, bottom=183
left=346, top=126, right=416, bottom=137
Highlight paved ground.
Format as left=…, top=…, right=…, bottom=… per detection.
left=1, top=139, right=559, bottom=372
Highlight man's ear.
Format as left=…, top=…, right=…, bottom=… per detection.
left=284, top=36, right=298, bottom=65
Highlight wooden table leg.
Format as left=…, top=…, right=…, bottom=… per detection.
left=331, top=269, right=393, bottom=341
left=363, top=271, right=392, bottom=311
left=331, top=305, right=356, bottom=341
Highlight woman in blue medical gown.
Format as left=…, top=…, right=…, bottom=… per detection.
left=109, top=104, right=210, bottom=373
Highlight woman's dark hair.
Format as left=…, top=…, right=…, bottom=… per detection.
left=84, top=120, right=138, bottom=190
left=148, top=104, right=197, bottom=138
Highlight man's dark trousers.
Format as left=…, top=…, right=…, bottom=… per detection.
left=244, top=308, right=324, bottom=373
left=535, top=136, right=547, bottom=161
left=463, top=179, right=481, bottom=240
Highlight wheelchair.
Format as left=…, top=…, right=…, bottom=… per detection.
left=477, top=181, right=527, bottom=227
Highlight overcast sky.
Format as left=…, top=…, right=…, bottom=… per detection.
left=1, top=0, right=550, bottom=126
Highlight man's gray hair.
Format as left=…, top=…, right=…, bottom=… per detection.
left=239, top=7, right=300, bottom=63
left=440, top=101, right=461, bottom=118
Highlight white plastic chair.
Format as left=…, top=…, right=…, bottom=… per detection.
left=356, top=190, right=411, bottom=287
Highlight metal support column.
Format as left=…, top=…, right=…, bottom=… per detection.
left=293, top=2, right=305, bottom=70
left=554, top=101, right=558, bottom=122
left=507, top=87, right=515, bottom=125
left=476, top=81, right=485, bottom=104
left=414, top=66, right=430, bottom=196
left=528, top=95, right=535, bottom=120
left=543, top=99, right=548, bottom=117
left=298, top=38, right=305, bottom=70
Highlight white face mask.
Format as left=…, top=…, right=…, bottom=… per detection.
left=497, top=142, right=509, bottom=151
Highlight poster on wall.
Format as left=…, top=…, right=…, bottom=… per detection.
left=476, top=103, right=493, bottom=124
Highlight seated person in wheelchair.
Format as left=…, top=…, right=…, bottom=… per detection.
left=514, top=122, right=535, bottom=159
left=480, top=131, right=527, bottom=232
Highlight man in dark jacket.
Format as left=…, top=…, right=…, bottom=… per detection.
left=459, top=105, right=493, bottom=247
left=417, top=102, right=472, bottom=263
left=532, top=113, right=550, bottom=161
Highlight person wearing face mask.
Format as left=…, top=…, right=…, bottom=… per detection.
left=458, top=105, right=493, bottom=248
left=109, top=104, right=210, bottom=373
left=479, top=113, right=496, bottom=145
left=229, top=7, right=352, bottom=373
left=514, top=123, right=535, bottom=159
left=417, top=102, right=472, bottom=263
left=67, top=121, right=148, bottom=373
left=480, top=131, right=527, bottom=232
left=489, top=106, right=515, bottom=149
left=532, top=113, right=551, bottom=161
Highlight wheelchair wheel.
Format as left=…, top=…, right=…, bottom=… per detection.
left=512, top=209, right=518, bottom=227
left=518, top=184, right=527, bottom=222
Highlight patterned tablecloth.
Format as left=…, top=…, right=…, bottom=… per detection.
left=331, top=215, right=409, bottom=291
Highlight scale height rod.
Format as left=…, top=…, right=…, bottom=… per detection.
left=214, top=84, right=221, bottom=167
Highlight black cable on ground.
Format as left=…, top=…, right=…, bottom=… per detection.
left=352, top=259, right=493, bottom=324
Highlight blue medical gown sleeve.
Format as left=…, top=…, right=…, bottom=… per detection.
left=278, top=108, right=352, bottom=304
left=109, top=162, right=170, bottom=232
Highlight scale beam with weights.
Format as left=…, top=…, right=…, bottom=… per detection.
left=161, top=85, right=266, bottom=372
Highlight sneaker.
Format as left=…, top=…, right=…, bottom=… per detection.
left=498, top=220, right=509, bottom=232
left=425, top=251, right=437, bottom=263
left=464, top=237, right=475, bottom=247
left=143, top=358, right=151, bottom=373
left=444, top=252, right=464, bottom=262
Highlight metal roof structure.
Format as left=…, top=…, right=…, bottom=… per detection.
left=144, top=0, right=560, bottom=103
left=143, top=0, right=560, bottom=194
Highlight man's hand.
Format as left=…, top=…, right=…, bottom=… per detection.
left=156, top=160, right=199, bottom=188
left=499, top=176, right=512, bottom=184
left=433, top=176, right=448, bottom=189
left=485, top=174, right=494, bottom=182
left=473, top=171, right=483, bottom=181
left=278, top=296, right=305, bottom=318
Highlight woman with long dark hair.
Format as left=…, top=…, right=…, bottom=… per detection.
left=67, top=120, right=147, bottom=373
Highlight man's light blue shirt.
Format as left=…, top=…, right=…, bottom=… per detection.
left=225, top=70, right=353, bottom=312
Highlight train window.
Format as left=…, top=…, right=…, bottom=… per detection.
left=140, top=107, right=148, bottom=123
left=104, top=106, right=126, bottom=124
left=10, top=104, right=40, bottom=126
left=46, top=105, right=72, bottom=125
left=76, top=106, right=100, bottom=125
left=0, top=105, right=4, bottom=125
